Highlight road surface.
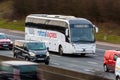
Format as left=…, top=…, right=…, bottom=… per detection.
left=0, top=29, right=117, bottom=80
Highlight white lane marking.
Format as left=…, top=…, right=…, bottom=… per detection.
left=92, top=54, right=98, bottom=57
left=51, top=62, right=60, bottom=66
left=67, top=64, right=80, bottom=68
left=51, top=54, right=61, bottom=57
left=84, top=68, right=97, bottom=72
left=84, top=69, right=91, bottom=72
left=96, top=48, right=106, bottom=51
left=87, top=61, right=98, bottom=65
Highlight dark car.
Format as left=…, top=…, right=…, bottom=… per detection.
left=0, top=33, right=13, bottom=50
left=13, top=40, right=50, bottom=65
left=0, top=60, right=42, bottom=80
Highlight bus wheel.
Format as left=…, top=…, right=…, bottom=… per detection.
left=81, top=53, right=86, bottom=56
left=59, top=46, right=63, bottom=56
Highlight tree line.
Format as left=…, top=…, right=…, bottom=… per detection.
left=11, top=0, right=120, bottom=24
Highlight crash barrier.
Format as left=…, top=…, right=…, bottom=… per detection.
left=0, top=55, right=110, bottom=80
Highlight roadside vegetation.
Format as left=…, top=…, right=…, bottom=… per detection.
left=0, top=0, right=120, bottom=44
left=0, top=19, right=24, bottom=31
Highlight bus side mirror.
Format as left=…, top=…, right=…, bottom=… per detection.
left=93, top=25, right=98, bottom=33
left=65, top=29, right=69, bottom=37
left=95, top=27, right=98, bottom=33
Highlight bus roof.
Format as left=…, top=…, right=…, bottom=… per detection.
left=27, top=14, right=76, bottom=20
left=25, top=14, right=93, bottom=28
left=26, top=14, right=92, bottom=24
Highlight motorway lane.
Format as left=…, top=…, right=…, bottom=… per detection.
left=49, top=51, right=114, bottom=79
left=0, top=49, right=115, bottom=80
left=0, top=49, right=13, bottom=57
left=0, top=29, right=115, bottom=80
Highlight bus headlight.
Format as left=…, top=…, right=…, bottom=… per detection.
left=29, top=52, right=36, bottom=56
left=46, top=52, right=49, bottom=56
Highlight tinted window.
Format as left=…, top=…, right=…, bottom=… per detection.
left=0, top=34, right=7, bottom=39
left=25, top=22, right=66, bottom=34
left=114, top=54, right=120, bottom=61
left=18, top=65, right=37, bottom=72
left=19, top=65, right=38, bottom=80
left=0, top=65, right=13, bottom=73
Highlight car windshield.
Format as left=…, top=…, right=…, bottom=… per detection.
left=26, top=42, right=46, bottom=50
left=0, top=34, right=7, bottom=39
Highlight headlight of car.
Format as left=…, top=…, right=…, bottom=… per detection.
left=46, top=52, right=49, bottom=56
left=10, top=41, right=13, bottom=44
left=29, top=52, right=36, bottom=56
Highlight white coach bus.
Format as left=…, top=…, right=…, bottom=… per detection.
left=25, top=14, right=98, bottom=56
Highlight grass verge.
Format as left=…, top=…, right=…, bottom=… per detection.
left=96, top=22, right=120, bottom=44
left=0, top=19, right=24, bottom=31
left=96, top=33, right=120, bottom=44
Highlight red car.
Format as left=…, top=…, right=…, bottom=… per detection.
left=103, top=50, right=120, bottom=72
left=0, top=33, right=13, bottom=50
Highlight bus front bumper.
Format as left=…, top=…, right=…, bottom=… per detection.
left=74, top=49, right=95, bottom=54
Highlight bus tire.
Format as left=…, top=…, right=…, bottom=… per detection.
left=59, top=46, right=63, bottom=56
left=81, top=53, right=86, bottom=56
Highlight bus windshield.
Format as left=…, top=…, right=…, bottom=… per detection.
left=70, top=24, right=95, bottom=43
